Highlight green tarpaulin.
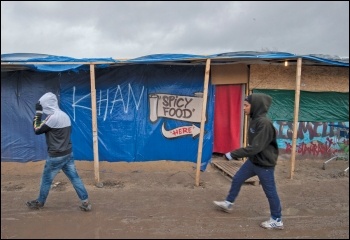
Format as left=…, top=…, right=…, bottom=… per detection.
left=253, top=89, right=349, bottom=122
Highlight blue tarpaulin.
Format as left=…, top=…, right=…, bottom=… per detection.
left=1, top=52, right=348, bottom=170
left=1, top=63, right=215, bottom=170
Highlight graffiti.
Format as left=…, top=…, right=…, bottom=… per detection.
left=161, top=123, right=200, bottom=138
left=149, top=93, right=204, bottom=123
left=71, top=84, right=144, bottom=121
left=110, top=84, right=144, bottom=114
left=275, top=121, right=349, bottom=157
left=162, top=95, right=193, bottom=109
left=150, top=93, right=206, bottom=139
left=71, top=86, right=205, bottom=140
left=297, top=138, right=333, bottom=156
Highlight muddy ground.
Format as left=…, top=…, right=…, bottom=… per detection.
left=1, top=157, right=349, bottom=239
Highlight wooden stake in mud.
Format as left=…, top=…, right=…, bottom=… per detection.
left=195, top=58, right=211, bottom=187
left=90, top=64, right=100, bottom=185
left=290, top=58, right=302, bottom=179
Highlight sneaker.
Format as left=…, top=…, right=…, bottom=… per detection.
left=213, top=200, right=233, bottom=213
left=79, top=202, right=92, bottom=212
left=26, top=200, right=44, bottom=210
left=260, top=217, right=284, bottom=230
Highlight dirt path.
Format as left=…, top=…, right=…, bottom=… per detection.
left=1, top=158, right=349, bottom=239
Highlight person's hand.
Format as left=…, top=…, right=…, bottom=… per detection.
left=224, top=152, right=232, bottom=160
left=35, top=102, right=43, bottom=114
left=224, top=152, right=240, bottom=161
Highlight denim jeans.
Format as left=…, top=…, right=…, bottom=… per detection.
left=226, top=159, right=282, bottom=219
left=37, top=152, right=89, bottom=204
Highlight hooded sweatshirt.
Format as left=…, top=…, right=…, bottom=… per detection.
left=33, top=92, right=72, bottom=157
left=230, top=93, right=279, bottom=167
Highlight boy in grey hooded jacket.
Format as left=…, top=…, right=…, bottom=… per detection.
left=213, top=93, right=283, bottom=230
left=26, top=92, right=91, bottom=211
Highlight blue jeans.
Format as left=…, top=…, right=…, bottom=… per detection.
left=37, top=152, right=89, bottom=204
left=226, top=159, right=282, bottom=219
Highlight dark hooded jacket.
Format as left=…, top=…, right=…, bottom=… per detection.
left=230, top=93, right=279, bottom=167
left=33, top=92, right=72, bottom=157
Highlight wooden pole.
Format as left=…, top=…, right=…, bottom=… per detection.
left=195, top=58, right=211, bottom=187
left=89, top=64, right=100, bottom=184
left=241, top=85, right=250, bottom=162
left=243, top=83, right=250, bottom=150
left=290, top=58, right=302, bottom=179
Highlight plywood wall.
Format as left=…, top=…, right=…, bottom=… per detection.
left=249, top=65, right=349, bottom=92
left=211, top=64, right=248, bottom=85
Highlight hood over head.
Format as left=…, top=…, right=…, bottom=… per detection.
left=244, top=95, right=253, bottom=104
left=248, top=93, right=272, bottom=119
left=38, top=92, right=59, bottom=115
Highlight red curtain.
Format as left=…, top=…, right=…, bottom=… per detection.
left=213, top=85, right=242, bottom=153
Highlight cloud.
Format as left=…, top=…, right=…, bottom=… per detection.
left=1, top=1, right=349, bottom=59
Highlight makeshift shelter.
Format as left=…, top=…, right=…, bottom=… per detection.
left=1, top=52, right=349, bottom=183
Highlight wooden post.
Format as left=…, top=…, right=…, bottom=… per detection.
left=90, top=64, right=100, bottom=184
left=290, top=58, right=302, bottom=179
left=243, top=85, right=250, bottom=151
left=195, top=58, right=211, bottom=187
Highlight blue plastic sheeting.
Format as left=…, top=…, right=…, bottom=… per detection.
left=209, top=51, right=349, bottom=67
left=1, top=53, right=117, bottom=63
left=1, top=51, right=348, bottom=170
left=2, top=51, right=349, bottom=72
left=1, top=53, right=118, bottom=72
left=127, top=53, right=206, bottom=63
left=1, top=64, right=215, bottom=170
left=209, top=51, right=297, bottom=58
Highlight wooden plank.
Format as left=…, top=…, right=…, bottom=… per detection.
left=211, top=160, right=259, bottom=185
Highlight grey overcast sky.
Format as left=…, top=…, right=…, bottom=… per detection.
left=1, top=1, right=349, bottom=59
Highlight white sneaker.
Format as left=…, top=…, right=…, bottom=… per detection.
left=213, top=200, right=233, bottom=213
left=260, top=217, right=284, bottom=230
